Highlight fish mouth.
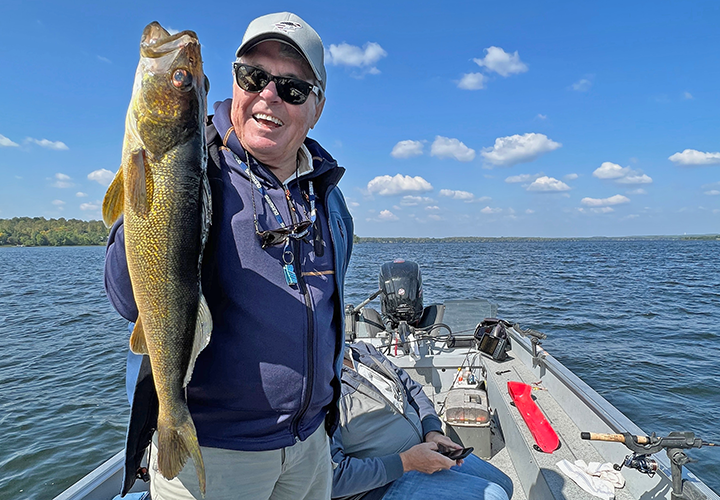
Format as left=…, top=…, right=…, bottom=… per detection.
left=140, top=22, right=200, bottom=59
left=253, top=113, right=284, bottom=128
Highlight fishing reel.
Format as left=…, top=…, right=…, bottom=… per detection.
left=614, top=453, right=659, bottom=476
left=582, top=431, right=717, bottom=500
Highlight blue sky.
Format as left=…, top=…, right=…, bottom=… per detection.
left=1, top=0, right=718, bottom=237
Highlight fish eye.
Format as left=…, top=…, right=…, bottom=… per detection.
left=172, top=68, right=193, bottom=89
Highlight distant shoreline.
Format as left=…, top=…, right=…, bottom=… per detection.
left=2, top=218, right=718, bottom=247
left=354, top=234, right=720, bottom=243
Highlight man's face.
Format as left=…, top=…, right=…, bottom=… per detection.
left=231, top=41, right=324, bottom=177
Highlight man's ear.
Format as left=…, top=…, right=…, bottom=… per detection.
left=310, top=97, right=325, bottom=129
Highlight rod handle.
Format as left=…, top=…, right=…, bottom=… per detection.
left=581, top=432, right=650, bottom=444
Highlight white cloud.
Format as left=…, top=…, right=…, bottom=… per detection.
left=97, top=55, right=111, bottom=64
left=564, top=173, right=579, bottom=180
left=473, top=47, right=528, bottom=77
left=592, top=162, right=624, bottom=179
left=505, top=173, right=540, bottom=183
left=627, top=188, right=647, bottom=195
left=349, top=201, right=360, bottom=207
left=326, top=42, right=387, bottom=70
left=668, top=149, right=720, bottom=166
left=428, top=214, right=443, bottom=221
left=0, top=134, right=19, bottom=147
left=430, top=136, right=476, bottom=162
left=80, top=201, right=101, bottom=211
left=578, top=206, right=615, bottom=214
left=581, top=194, right=630, bottom=207
left=617, top=173, right=652, bottom=184
left=527, top=176, right=570, bottom=192
left=367, top=174, right=433, bottom=196
left=683, top=91, right=694, bottom=100
left=52, top=200, right=65, bottom=207
left=593, top=162, right=652, bottom=184
left=536, top=114, right=547, bottom=120
left=401, top=195, right=434, bottom=206
left=571, top=78, right=592, bottom=92
left=88, top=169, right=116, bottom=186
left=425, top=206, right=440, bottom=211
left=704, top=190, right=720, bottom=196
left=391, top=140, right=424, bottom=158
left=439, top=189, right=474, bottom=200
left=377, top=209, right=399, bottom=221
left=27, top=138, right=69, bottom=150
left=76, top=192, right=88, bottom=197
left=457, top=73, right=487, bottom=90
left=52, top=173, right=73, bottom=188
left=482, top=133, right=561, bottom=167
left=525, top=209, right=535, bottom=214
left=480, top=206, right=502, bottom=214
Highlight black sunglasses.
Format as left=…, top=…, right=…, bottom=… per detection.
left=233, top=63, right=321, bottom=105
left=258, top=220, right=312, bottom=249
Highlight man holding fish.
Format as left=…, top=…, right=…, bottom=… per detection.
left=104, top=12, right=353, bottom=500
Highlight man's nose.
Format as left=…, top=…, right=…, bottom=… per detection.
left=259, top=80, right=282, bottom=103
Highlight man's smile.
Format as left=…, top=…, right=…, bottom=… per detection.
left=253, top=113, right=284, bottom=127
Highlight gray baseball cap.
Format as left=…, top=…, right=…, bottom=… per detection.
left=235, top=12, right=326, bottom=91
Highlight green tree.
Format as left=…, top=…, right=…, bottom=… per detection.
left=0, top=217, right=110, bottom=246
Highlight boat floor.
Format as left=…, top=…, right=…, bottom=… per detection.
left=427, top=349, right=636, bottom=500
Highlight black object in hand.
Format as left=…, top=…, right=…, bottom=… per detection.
left=437, top=444, right=474, bottom=460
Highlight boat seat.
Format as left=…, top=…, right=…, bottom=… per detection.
left=356, top=307, right=385, bottom=338
left=416, top=303, right=445, bottom=329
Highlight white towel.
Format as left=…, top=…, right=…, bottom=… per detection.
left=556, top=459, right=626, bottom=500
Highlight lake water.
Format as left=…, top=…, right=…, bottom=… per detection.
left=1, top=241, right=719, bottom=499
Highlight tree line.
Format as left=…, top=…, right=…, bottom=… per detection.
left=0, top=217, right=109, bottom=246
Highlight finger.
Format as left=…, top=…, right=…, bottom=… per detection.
left=435, top=456, right=454, bottom=469
left=437, top=437, right=462, bottom=449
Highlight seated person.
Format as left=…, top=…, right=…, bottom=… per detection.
left=330, top=341, right=513, bottom=500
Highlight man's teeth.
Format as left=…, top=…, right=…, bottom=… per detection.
left=254, top=113, right=283, bottom=126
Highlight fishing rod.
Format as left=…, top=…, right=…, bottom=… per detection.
left=581, top=431, right=717, bottom=500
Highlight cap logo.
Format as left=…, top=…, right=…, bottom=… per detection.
left=273, top=21, right=303, bottom=34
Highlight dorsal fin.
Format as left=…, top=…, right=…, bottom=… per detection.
left=102, top=166, right=125, bottom=228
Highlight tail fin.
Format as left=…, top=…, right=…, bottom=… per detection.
left=157, top=412, right=206, bottom=496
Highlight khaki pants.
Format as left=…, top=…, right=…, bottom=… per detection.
left=149, top=425, right=332, bottom=500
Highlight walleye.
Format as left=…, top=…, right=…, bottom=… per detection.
left=102, top=22, right=211, bottom=495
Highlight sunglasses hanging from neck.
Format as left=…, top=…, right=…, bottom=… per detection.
left=233, top=150, right=316, bottom=286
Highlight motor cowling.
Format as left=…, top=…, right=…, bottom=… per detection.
left=379, top=259, right=423, bottom=328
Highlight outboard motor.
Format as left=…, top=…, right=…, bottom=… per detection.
left=379, top=259, right=423, bottom=329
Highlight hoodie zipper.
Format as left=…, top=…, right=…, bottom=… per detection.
left=289, top=178, right=315, bottom=439
left=290, top=166, right=344, bottom=439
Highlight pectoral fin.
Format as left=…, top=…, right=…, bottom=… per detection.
left=130, top=317, right=149, bottom=355
left=102, top=166, right=125, bottom=228
left=183, top=293, right=213, bottom=387
left=126, top=149, right=153, bottom=216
